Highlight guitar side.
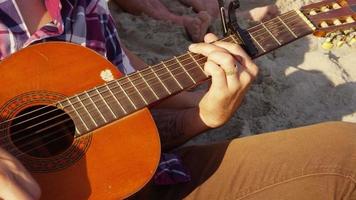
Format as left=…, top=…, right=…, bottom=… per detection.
left=0, top=42, right=160, bottom=199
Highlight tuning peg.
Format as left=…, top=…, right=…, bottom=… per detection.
left=346, top=31, right=356, bottom=46
left=334, top=34, right=346, bottom=47
left=322, top=37, right=334, bottom=50
left=346, top=16, right=355, bottom=23
left=309, top=9, right=317, bottom=15
left=332, top=3, right=342, bottom=9
left=351, top=38, right=356, bottom=46
left=350, top=37, right=356, bottom=46
left=321, top=31, right=343, bottom=49
left=321, top=6, right=330, bottom=12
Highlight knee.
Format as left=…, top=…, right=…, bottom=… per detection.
left=308, top=121, right=356, bottom=155
left=316, top=121, right=356, bottom=139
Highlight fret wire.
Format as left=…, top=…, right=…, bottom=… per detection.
left=229, top=35, right=239, bottom=44
left=61, top=52, right=209, bottom=114
left=127, top=76, right=148, bottom=105
left=177, top=54, right=207, bottom=82
left=261, top=23, right=281, bottom=45
left=4, top=12, right=312, bottom=141
left=2, top=13, right=313, bottom=141
left=63, top=56, right=207, bottom=118
left=61, top=15, right=306, bottom=114
left=148, top=66, right=172, bottom=95
left=138, top=71, right=159, bottom=100
left=105, top=84, right=128, bottom=114
left=0, top=17, right=290, bottom=128
left=246, top=11, right=300, bottom=42
left=148, top=66, right=171, bottom=95
left=59, top=49, right=218, bottom=115
left=115, top=81, right=137, bottom=109
left=165, top=58, right=194, bottom=87
left=129, top=74, right=159, bottom=102
left=57, top=101, right=81, bottom=134
left=75, top=95, right=98, bottom=127
left=282, top=14, right=313, bottom=35
left=10, top=54, right=225, bottom=142
left=187, top=52, right=205, bottom=73
left=249, top=32, right=266, bottom=52
left=95, top=88, right=117, bottom=118
left=5, top=14, right=298, bottom=126
left=161, top=61, right=183, bottom=89
left=66, top=98, right=89, bottom=131
left=277, top=16, right=298, bottom=38
left=249, top=10, right=309, bottom=40
left=174, top=56, right=196, bottom=84
left=263, top=19, right=297, bottom=45
left=253, top=23, right=310, bottom=44
left=85, top=91, right=107, bottom=123
left=248, top=15, right=310, bottom=51
left=248, top=10, right=297, bottom=35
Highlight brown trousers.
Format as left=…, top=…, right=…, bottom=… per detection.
left=131, top=121, right=356, bottom=200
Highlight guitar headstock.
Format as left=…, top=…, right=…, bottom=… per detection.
left=300, top=0, right=356, bottom=49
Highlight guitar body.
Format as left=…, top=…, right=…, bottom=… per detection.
left=0, top=43, right=160, bottom=199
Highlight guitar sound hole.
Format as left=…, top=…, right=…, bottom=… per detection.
left=9, top=105, right=75, bottom=158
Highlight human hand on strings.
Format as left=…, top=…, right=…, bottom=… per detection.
left=0, top=147, right=40, bottom=200
left=188, top=33, right=258, bottom=128
left=246, top=5, right=280, bottom=22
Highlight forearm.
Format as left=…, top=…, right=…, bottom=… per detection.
left=151, top=107, right=209, bottom=150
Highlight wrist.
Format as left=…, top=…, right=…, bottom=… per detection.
left=179, top=107, right=211, bottom=140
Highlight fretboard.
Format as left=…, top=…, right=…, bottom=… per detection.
left=247, top=10, right=314, bottom=58
left=60, top=9, right=315, bottom=136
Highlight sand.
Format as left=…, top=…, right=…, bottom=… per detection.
left=109, top=0, right=356, bottom=144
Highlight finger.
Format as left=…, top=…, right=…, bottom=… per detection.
left=210, top=41, right=259, bottom=77
left=211, top=40, right=250, bottom=58
left=204, top=60, right=228, bottom=91
left=204, top=33, right=219, bottom=43
left=207, top=51, right=240, bottom=90
left=189, top=43, right=227, bottom=58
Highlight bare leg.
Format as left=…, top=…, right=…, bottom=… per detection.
left=113, top=0, right=211, bottom=42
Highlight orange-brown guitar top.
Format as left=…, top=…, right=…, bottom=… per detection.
left=0, top=42, right=161, bottom=199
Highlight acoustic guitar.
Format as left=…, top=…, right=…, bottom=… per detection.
left=0, top=0, right=355, bottom=199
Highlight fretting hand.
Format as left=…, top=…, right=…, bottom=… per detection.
left=189, top=33, right=258, bottom=128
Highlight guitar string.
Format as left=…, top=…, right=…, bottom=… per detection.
left=0, top=14, right=309, bottom=139
left=3, top=19, right=309, bottom=155
left=56, top=12, right=306, bottom=110
left=0, top=10, right=304, bottom=128
left=9, top=123, right=81, bottom=157
left=249, top=10, right=296, bottom=34
left=0, top=11, right=306, bottom=130
left=2, top=55, right=210, bottom=150
left=4, top=27, right=311, bottom=157
left=1, top=21, right=310, bottom=144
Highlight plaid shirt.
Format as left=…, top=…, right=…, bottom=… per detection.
left=0, top=0, right=135, bottom=74
left=0, top=0, right=189, bottom=186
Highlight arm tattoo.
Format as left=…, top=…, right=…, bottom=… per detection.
left=150, top=109, right=185, bottom=149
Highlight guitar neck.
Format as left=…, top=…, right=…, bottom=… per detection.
left=248, top=10, right=315, bottom=58
left=61, top=9, right=315, bottom=135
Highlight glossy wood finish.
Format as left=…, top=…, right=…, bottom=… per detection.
left=0, top=42, right=161, bottom=199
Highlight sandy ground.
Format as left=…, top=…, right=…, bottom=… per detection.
left=109, top=0, right=356, bottom=144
